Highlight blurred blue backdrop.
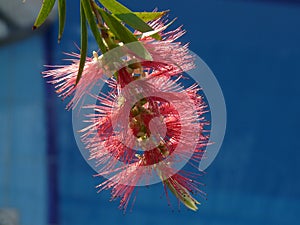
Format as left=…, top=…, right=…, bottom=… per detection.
left=0, top=0, right=300, bottom=224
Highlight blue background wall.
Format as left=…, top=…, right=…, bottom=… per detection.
left=0, top=0, right=300, bottom=224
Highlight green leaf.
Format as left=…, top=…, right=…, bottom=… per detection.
left=81, top=0, right=107, bottom=53
left=58, top=0, right=66, bottom=42
left=134, top=11, right=168, bottom=22
left=98, top=0, right=160, bottom=40
left=114, top=13, right=161, bottom=40
left=97, top=8, right=152, bottom=61
left=98, top=0, right=131, bottom=14
left=33, top=0, right=56, bottom=29
left=76, top=2, right=88, bottom=85
left=97, top=8, right=136, bottom=43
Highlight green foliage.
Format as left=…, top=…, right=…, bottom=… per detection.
left=98, top=7, right=152, bottom=60
left=58, top=0, right=66, bottom=42
left=134, top=11, right=168, bottom=22
left=81, top=0, right=107, bottom=53
left=33, top=0, right=56, bottom=29
left=99, top=0, right=161, bottom=39
left=77, top=2, right=88, bottom=85
left=33, top=0, right=167, bottom=84
left=98, top=0, right=131, bottom=14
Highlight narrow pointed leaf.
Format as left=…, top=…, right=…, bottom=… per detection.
left=97, top=8, right=152, bottom=60
left=114, top=13, right=161, bottom=40
left=97, top=8, right=135, bottom=43
left=58, top=0, right=66, bottom=42
left=98, top=0, right=131, bottom=14
left=98, top=0, right=160, bottom=40
left=33, top=0, right=56, bottom=29
left=76, top=2, right=88, bottom=85
left=81, top=0, right=106, bottom=53
left=133, top=11, right=168, bottom=22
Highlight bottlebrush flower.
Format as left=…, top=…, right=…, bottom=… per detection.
left=43, top=17, right=209, bottom=211
left=80, top=75, right=209, bottom=211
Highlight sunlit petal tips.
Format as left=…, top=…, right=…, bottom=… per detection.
left=43, top=52, right=105, bottom=109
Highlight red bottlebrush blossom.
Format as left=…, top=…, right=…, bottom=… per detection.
left=43, top=18, right=210, bottom=211
left=80, top=75, right=209, bottom=211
